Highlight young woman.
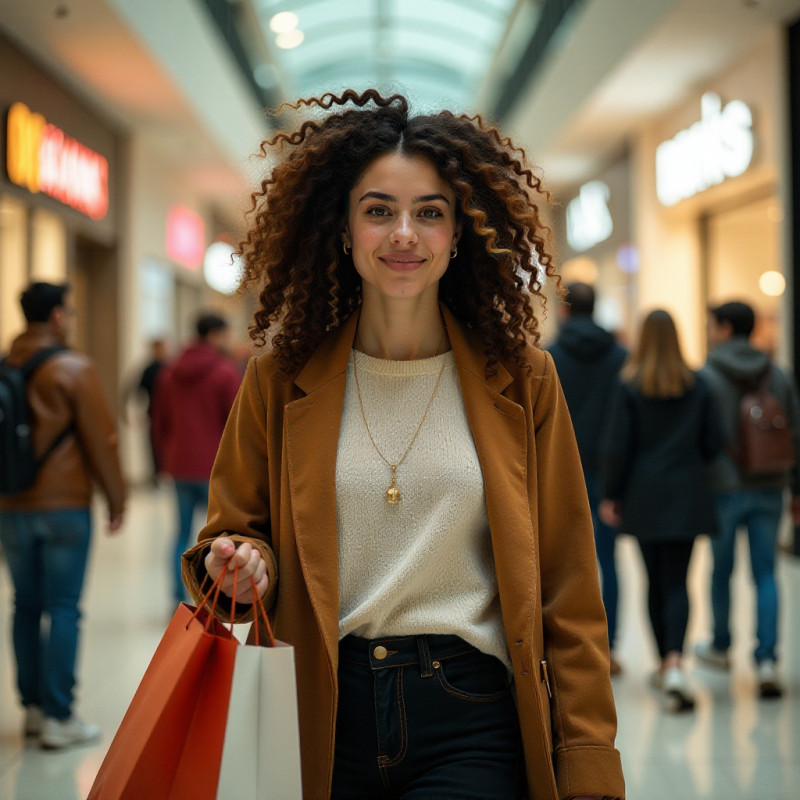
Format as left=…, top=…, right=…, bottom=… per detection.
left=182, top=90, right=624, bottom=800
left=600, top=309, right=722, bottom=712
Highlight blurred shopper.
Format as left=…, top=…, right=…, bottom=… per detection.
left=152, top=313, right=240, bottom=606
left=548, top=281, right=627, bottom=675
left=694, top=301, right=800, bottom=698
left=600, top=309, right=721, bottom=712
left=0, top=282, right=126, bottom=748
left=125, top=338, right=168, bottom=486
left=181, top=90, right=624, bottom=800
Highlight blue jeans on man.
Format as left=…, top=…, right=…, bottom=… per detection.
left=173, top=480, right=209, bottom=604
left=710, top=489, right=783, bottom=663
left=0, top=509, right=91, bottom=720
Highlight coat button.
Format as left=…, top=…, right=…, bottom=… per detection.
left=373, top=645, right=388, bottom=660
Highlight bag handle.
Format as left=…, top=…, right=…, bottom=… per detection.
left=187, top=559, right=276, bottom=647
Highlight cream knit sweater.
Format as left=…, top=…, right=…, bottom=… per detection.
left=335, top=349, right=510, bottom=668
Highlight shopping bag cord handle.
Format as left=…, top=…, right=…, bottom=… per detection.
left=188, top=558, right=275, bottom=646
left=250, top=576, right=276, bottom=647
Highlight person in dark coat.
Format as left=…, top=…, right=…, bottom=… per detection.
left=127, top=338, right=169, bottom=486
left=548, top=282, right=627, bottom=673
left=600, top=309, right=722, bottom=712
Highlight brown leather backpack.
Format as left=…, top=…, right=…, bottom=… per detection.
left=735, top=369, right=796, bottom=476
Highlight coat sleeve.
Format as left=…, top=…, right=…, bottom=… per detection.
left=600, top=381, right=634, bottom=502
left=697, top=375, right=724, bottom=462
left=181, top=358, right=278, bottom=623
left=533, top=353, right=625, bottom=800
left=72, top=360, right=127, bottom=517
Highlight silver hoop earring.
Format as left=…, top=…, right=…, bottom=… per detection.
left=450, top=246, right=458, bottom=259
left=343, top=243, right=350, bottom=255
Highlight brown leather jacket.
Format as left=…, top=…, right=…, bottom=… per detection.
left=0, top=324, right=126, bottom=516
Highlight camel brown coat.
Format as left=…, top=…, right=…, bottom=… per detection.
left=183, top=306, right=625, bottom=800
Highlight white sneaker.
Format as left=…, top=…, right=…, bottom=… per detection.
left=663, top=667, right=695, bottom=712
left=24, top=706, right=45, bottom=737
left=40, top=716, right=101, bottom=750
left=757, top=660, right=783, bottom=699
left=694, top=641, right=730, bottom=670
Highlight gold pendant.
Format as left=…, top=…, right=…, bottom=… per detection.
left=386, top=466, right=401, bottom=506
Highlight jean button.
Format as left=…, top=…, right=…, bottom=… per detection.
left=373, top=645, right=388, bottom=660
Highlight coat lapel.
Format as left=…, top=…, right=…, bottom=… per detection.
left=284, top=312, right=359, bottom=667
left=443, top=307, right=538, bottom=639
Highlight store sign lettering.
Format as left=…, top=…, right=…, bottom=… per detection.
left=566, top=181, right=613, bottom=252
left=656, top=93, right=754, bottom=207
left=5, top=102, right=109, bottom=220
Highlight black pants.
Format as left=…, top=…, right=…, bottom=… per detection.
left=332, top=634, right=525, bottom=799
left=638, top=540, right=695, bottom=658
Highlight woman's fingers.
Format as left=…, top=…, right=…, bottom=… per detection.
left=204, top=538, right=268, bottom=601
left=206, top=537, right=236, bottom=580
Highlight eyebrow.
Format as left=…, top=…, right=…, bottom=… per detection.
left=358, top=191, right=450, bottom=205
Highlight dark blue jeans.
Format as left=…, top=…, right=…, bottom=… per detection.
left=332, top=634, right=525, bottom=799
left=584, top=472, right=619, bottom=649
left=0, top=509, right=91, bottom=720
left=711, top=489, right=783, bottom=663
left=173, top=480, right=209, bottom=604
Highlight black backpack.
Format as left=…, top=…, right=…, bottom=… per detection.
left=0, top=346, right=72, bottom=496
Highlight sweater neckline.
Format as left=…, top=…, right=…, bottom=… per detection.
left=350, top=348, right=455, bottom=376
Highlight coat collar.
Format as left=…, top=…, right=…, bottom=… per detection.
left=294, top=303, right=513, bottom=397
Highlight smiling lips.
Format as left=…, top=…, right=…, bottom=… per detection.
left=379, top=253, right=426, bottom=272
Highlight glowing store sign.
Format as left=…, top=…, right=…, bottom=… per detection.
left=6, top=102, right=109, bottom=220
left=166, top=205, right=205, bottom=270
left=566, top=181, right=613, bottom=252
left=656, top=93, right=754, bottom=207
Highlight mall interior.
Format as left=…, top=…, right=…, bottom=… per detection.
left=2, top=0, right=800, bottom=798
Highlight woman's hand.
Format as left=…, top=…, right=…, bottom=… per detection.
left=204, top=537, right=269, bottom=602
left=598, top=499, right=621, bottom=528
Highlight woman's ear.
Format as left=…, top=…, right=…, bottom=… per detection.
left=341, top=225, right=351, bottom=248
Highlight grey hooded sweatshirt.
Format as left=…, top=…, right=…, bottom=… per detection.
left=701, top=336, right=800, bottom=494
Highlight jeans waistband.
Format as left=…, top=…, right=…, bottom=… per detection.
left=339, top=633, right=478, bottom=676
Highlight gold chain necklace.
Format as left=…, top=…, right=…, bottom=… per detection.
left=352, top=327, right=448, bottom=506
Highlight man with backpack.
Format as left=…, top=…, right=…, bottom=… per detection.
left=695, top=301, right=800, bottom=698
left=0, top=282, right=126, bottom=748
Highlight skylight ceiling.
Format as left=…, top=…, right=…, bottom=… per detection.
left=253, top=0, right=519, bottom=112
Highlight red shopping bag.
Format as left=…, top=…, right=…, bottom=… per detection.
left=88, top=571, right=242, bottom=800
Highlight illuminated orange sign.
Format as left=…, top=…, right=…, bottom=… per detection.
left=6, top=102, right=109, bottom=220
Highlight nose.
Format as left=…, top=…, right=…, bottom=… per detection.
left=389, top=212, right=417, bottom=246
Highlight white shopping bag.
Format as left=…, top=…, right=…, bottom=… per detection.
left=216, top=640, right=303, bottom=800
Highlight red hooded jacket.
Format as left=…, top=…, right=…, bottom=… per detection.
left=152, top=342, right=241, bottom=481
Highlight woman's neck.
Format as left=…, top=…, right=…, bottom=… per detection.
left=357, top=291, right=448, bottom=361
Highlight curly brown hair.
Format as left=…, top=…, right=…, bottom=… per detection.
left=239, top=88, right=557, bottom=376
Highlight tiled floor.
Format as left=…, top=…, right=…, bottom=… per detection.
left=1, top=486, right=798, bottom=799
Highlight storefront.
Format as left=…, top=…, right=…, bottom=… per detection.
left=632, top=29, right=789, bottom=367
left=0, top=34, right=121, bottom=410
left=550, top=154, right=635, bottom=347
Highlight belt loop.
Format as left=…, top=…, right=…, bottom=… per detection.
left=417, top=635, right=434, bottom=678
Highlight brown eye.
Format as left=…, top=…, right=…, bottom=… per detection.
left=420, top=207, right=444, bottom=219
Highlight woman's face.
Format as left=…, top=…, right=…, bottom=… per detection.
left=345, top=151, right=460, bottom=302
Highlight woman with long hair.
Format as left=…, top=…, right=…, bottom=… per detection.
left=600, top=309, right=721, bottom=712
left=182, top=89, right=624, bottom=800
